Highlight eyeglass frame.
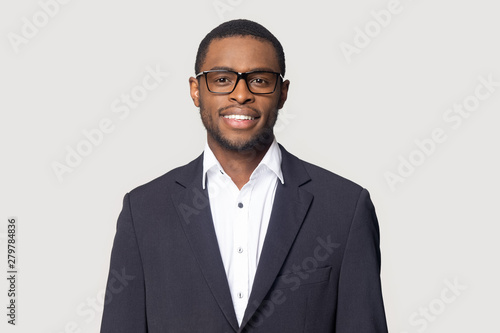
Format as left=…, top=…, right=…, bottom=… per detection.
left=195, top=69, right=285, bottom=95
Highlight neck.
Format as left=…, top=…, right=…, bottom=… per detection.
left=208, top=136, right=274, bottom=190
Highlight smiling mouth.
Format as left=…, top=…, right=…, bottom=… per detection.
left=222, top=115, right=257, bottom=120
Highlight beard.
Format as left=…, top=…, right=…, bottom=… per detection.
left=199, top=100, right=278, bottom=152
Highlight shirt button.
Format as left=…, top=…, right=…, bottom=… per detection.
left=238, top=202, right=243, bottom=208
left=238, top=292, right=244, bottom=299
left=237, top=247, right=243, bottom=253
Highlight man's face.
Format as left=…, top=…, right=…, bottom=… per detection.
left=189, top=36, right=289, bottom=152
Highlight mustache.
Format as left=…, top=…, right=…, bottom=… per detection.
left=218, top=105, right=260, bottom=115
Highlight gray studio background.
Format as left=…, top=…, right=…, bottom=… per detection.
left=1, top=0, right=499, bottom=332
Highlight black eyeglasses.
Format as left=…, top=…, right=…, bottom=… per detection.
left=195, top=70, right=284, bottom=94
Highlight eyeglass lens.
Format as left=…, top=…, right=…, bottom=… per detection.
left=206, top=71, right=278, bottom=94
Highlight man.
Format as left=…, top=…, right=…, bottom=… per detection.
left=100, top=19, right=388, bottom=332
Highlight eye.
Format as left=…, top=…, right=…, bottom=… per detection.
left=213, top=76, right=233, bottom=86
left=249, top=74, right=274, bottom=87
left=251, top=78, right=267, bottom=84
left=209, top=73, right=234, bottom=86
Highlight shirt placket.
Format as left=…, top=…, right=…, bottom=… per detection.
left=232, top=183, right=251, bottom=324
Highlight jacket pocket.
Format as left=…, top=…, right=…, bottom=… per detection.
left=272, top=266, right=331, bottom=291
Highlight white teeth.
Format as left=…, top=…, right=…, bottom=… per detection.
left=223, top=115, right=255, bottom=120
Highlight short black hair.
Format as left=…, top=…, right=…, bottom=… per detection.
left=195, top=19, right=286, bottom=76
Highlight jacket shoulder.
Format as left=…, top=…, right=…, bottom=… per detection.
left=280, top=145, right=364, bottom=197
left=302, top=159, right=363, bottom=194
left=127, top=153, right=203, bottom=200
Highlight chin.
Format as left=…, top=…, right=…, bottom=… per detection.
left=218, top=137, right=258, bottom=152
left=216, top=130, right=275, bottom=152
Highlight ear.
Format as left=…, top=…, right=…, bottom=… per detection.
left=189, top=77, right=200, bottom=107
left=277, top=79, right=290, bottom=109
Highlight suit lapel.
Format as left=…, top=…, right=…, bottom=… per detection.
left=240, top=146, right=313, bottom=329
left=172, top=155, right=239, bottom=332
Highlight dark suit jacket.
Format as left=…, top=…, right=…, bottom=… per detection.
left=100, top=145, right=388, bottom=332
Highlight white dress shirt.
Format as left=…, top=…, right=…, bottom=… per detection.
left=202, top=139, right=284, bottom=326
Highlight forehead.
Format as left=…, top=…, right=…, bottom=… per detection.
left=202, top=36, right=280, bottom=72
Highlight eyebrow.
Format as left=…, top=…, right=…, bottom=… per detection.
left=208, top=66, right=279, bottom=72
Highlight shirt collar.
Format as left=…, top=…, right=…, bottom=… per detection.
left=202, top=138, right=284, bottom=189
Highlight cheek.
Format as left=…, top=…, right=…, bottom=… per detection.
left=262, top=99, right=280, bottom=119
left=199, top=94, right=226, bottom=113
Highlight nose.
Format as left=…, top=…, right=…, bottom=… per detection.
left=229, top=77, right=255, bottom=104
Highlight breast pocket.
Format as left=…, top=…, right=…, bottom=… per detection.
left=273, top=266, right=332, bottom=291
